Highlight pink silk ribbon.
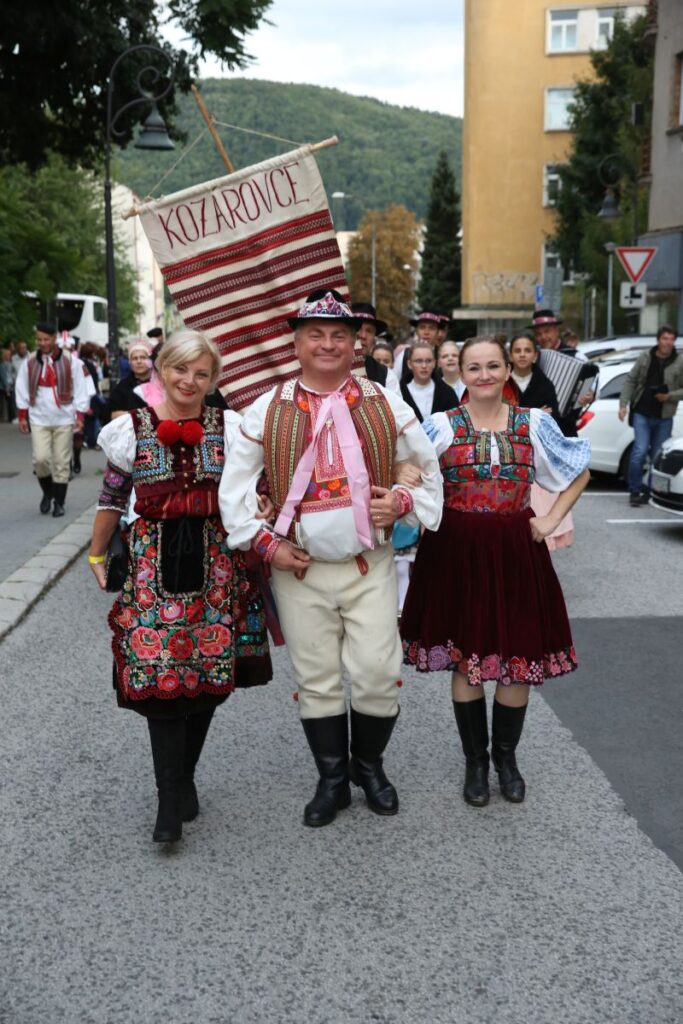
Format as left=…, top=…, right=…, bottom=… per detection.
left=274, top=389, right=374, bottom=550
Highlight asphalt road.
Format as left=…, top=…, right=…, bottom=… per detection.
left=1, top=467, right=682, bottom=1023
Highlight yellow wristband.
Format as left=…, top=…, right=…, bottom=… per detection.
left=88, top=554, right=106, bottom=565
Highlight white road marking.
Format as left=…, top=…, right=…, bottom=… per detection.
left=586, top=491, right=626, bottom=496
left=606, top=518, right=683, bottom=524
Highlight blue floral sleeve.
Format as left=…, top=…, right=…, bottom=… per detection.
left=531, top=410, right=591, bottom=491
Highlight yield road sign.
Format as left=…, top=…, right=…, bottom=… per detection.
left=615, top=246, right=657, bottom=284
left=620, top=282, right=647, bottom=309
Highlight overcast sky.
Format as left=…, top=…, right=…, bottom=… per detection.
left=181, top=0, right=464, bottom=118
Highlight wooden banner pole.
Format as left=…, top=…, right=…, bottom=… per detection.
left=191, top=84, right=236, bottom=174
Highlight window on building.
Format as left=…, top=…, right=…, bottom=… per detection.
left=543, top=164, right=562, bottom=206
left=596, top=7, right=618, bottom=50
left=548, top=9, right=579, bottom=52
left=543, top=243, right=562, bottom=272
left=545, top=88, right=575, bottom=131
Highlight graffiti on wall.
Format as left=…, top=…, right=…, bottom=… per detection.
left=472, top=272, right=539, bottom=306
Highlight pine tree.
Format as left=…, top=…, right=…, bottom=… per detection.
left=417, top=151, right=461, bottom=316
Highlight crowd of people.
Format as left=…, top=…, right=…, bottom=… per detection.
left=67, top=289, right=592, bottom=848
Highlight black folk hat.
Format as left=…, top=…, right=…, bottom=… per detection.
left=287, top=289, right=362, bottom=331
left=350, top=302, right=388, bottom=336
left=409, top=310, right=442, bottom=328
left=530, top=308, right=563, bottom=329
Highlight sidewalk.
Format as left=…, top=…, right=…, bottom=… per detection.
left=0, top=422, right=101, bottom=637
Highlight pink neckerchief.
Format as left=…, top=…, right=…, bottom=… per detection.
left=273, top=381, right=374, bottom=550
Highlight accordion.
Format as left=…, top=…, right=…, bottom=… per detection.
left=538, top=348, right=599, bottom=416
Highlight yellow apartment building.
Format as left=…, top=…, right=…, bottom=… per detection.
left=459, top=0, right=645, bottom=331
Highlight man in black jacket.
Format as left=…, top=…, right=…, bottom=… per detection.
left=351, top=301, right=400, bottom=394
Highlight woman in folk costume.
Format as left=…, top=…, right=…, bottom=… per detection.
left=88, top=331, right=273, bottom=845
left=401, top=336, right=590, bottom=807
left=220, top=290, right=442, bottom=828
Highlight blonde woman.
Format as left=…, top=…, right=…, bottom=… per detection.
left=88, top=331, right=272, bottom=844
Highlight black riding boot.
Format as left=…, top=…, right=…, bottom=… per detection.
left=52, top=482, right=67, bottom=518
left=349, top=708, right=399, bottom=815
left=38, top=476, right=53, bottom=514
left=301, top=713, right=351, bottom=827
left=452, top=698, right=490, bottom=807
left=491, top=701, right=527, bottom=803
left=147, top=717, right=186, bottom=842
left=72, top=442, right=82, bottom=474
left=181, top=709, right=215, bottom=822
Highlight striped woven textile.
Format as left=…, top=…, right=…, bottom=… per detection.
left=136, top=146, right=361, bottom=411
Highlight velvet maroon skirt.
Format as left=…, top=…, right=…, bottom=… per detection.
left=400, top=507, right=577, bottom=686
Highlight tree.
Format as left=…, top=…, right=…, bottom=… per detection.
left=346, top=205, right=422, bottom=341
left=552, top=13, right=653, bottom=282
left=0, top=155, right=139, bottom=343
left=417, top=150, right=461, bottom=316
left=0, top=0, right=272, bottom=169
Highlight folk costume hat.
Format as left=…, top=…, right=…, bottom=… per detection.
left=409, top=310, right=442, bottom=327
left=530, top=308, right=563, bottom=329
left=35, top=321, right=57, bottom=335
left=127, top=338, right=154, bottom=358
left=287, top=289, right=362, bottom=331
left=350, top=302, right=388, bottom=337
left=146, top=327, right=164, bottom=339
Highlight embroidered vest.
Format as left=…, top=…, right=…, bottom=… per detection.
left=130, top=406, right=225, bottom=500
left=440, top=406, right=535, bottom=514
left=263, top=377, right=397, bottom=540
left=27, top=351, right=73, bottom=406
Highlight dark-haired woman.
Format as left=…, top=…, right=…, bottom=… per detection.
left=401, top=336, right=590, bottom=808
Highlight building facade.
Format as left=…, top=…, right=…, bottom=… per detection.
left=458, top=0, right=645, bottom=332
left=638, top=0, right=683, bottom=333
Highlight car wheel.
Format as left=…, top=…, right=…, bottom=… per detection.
left=618, top=443, right=632, bottom=483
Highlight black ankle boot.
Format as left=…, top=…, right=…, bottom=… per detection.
left=349, top=708, right=399, bottom=815
left=38, top=476, right=53, bottom=514
left=181, top=709, right=215, bottom=821
left=491, top=701, right=527, bottom=803
left=52, top=482, right=67, bottom=517
left=147, top=717, right=186, bottom=842
left=301, top=713, right=351, bottom=827
left=452, top=698, right=490, bottom=807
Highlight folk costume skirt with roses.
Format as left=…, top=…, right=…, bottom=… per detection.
left=401, top=506, right=577, bottom=686
left=109, top=514, right=271, bottom=718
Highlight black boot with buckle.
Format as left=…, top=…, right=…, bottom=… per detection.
left=491, top=700, right=527, bottom=803
left=147, top=717, right=186, bottom=843
left=38, top=475, right=53, bottom=514
left=301, top=713, right=351, bottom=827
left=452, top=698, right=490, bottom=807
left=349, top=708, right=399, bottom=815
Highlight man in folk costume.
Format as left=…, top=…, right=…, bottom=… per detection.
left=15, top=322, right=90, bottom=517
left=351, top=301, right=401, bottom=395
left=220, top=291, right=442, bottom=827
left=396, top=309, right=443, bottom=383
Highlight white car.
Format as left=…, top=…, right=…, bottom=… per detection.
left=577, top=356, right=683, bottom=477
left=650, top=435, right=683, bottom=515
left=576, top=336, right=656, bottom=361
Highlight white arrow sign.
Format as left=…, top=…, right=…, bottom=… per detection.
left=615, top=246, right=657, bottom=284
left=620, top=281, right=647, bottom=309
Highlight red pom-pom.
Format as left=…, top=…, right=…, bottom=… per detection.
left=156, top=420, right=182, bottom=446
left=181, top=421, right=204, bottom=445
left=292, top=692, right=299, bottom=702
left=395, top=679, right=403, bottom=688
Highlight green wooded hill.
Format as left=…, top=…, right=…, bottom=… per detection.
left=115, top=78, right=461, bottom=230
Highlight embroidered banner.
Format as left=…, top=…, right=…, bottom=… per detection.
left=136, top=146, right=357, bottom=410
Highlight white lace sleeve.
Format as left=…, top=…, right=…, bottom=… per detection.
left=530, top=408, right=591, bottom=491
left=97, top=414, right=136, bottom=472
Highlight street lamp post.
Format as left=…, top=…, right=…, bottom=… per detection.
left=604, top=242, right=616, bottom=337
left=105, top=45, right=174, bottom=378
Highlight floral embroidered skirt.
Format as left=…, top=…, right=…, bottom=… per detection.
left=109, top=515, right=271, bottom=717
left=401, top=507, right=577, bottom=685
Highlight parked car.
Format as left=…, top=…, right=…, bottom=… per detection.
left=577, top=355, right=683, bottom=477
left=649, top=435, right=683, bottom=515
left=577, top=336, right=656, bottom=361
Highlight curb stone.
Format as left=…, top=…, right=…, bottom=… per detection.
left=0, top=504, right=97, bottom=641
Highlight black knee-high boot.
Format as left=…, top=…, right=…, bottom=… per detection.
left=301, top=713, right=351, bottom=827
left=452, top=698, right=490, bottom=807
left=52, top=482, right=67, bottom=518
left=491, top=701, right=527, bottom=803
left=348, top=708, right=399, bottom=815
left=38, top=476, right=53, bottom=514
left=147, top=717, right=186, bottom=842
left=181, top=709, right=215, bottom=822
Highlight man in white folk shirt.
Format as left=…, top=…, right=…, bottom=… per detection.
left=15, top=322, right=90, bottom=517
left=220, top=290, right=442, bottom=827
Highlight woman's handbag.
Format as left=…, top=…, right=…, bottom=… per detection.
left=105, top=524, right=129, bottom=593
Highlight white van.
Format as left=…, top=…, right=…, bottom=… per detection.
left=53, top=293, right=108, bottom=347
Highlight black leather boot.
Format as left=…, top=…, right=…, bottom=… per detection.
left=301, top=713, right=351, bottom=827
left=491, top=701, right=527, bottom=803
left=72, top=443, right=82, bottom=474
left=52, top=482, right=67, bottom=517
left=349, top=708, right=399, bottom=815
left=147, top=717, right=186, bottom=842
left=38, top=476, right=53, bottom=514
left=452, top=698, right=490, bottom=807
left=181, top=709, right=215, bottom=822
